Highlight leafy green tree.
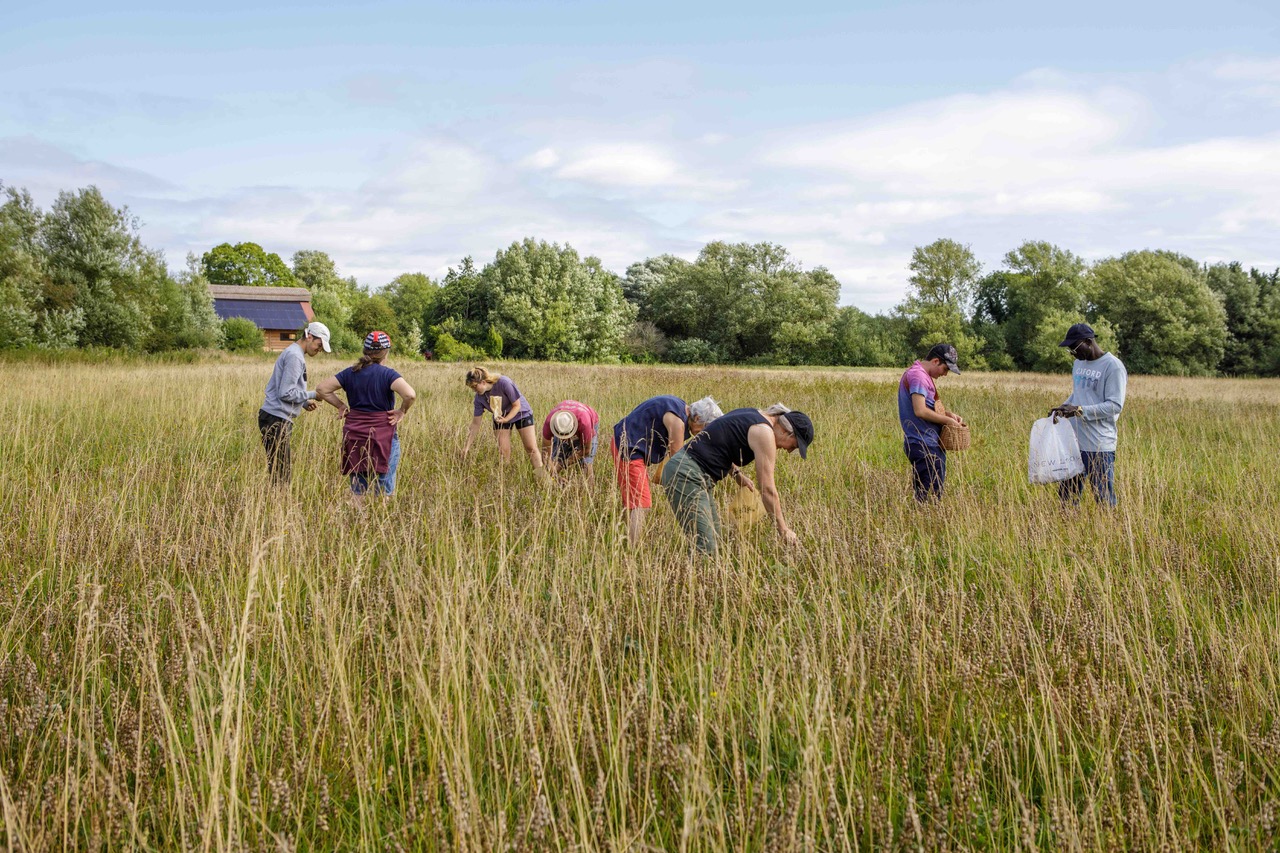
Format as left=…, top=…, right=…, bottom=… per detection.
left=896, top=239, right=985, bottom=368
left=40, top=186, right=164, bottom=348
left=976, top=242, right=1092, bottom=371
left=667, top=337, right=721, bottom=364
left=37, top=307, right=85, bottom=349
left=432, top=331, right=487, bottom=362
left=642, top=242, right=838, bottom=363
left=899, top=301, right=987, bottom=370
left=293, top=249, right=363, bottom=350
left=293, top=250, right=358, bottom=301
left=377, top=272, right=437, bottom=337
left=1092, top=251, right=1227, bottom=375
left=1206, top=262, right=1280, bottom=375
left=424, top=257, right=493, bottom=350
left=144, top=254, right=222, bottom=351
left=348, top=294, right=401, bottom=341
left=202, top=242, right=296, bottom=287
left=481, top=239, right=634, bottom=361
left=1023, top=309, right=1118, bottom=373
left=0, top=184, right=45, bottom=348
left=623, top=255, right=692, bottom=321
left=222, top=317, right=262, bottom=352
left=906, top=238, right=981, bottom=316
left=484, top=326, right=503, bottom=358
left=828, top=307, right=908, bottom=367
left=621, top=321, right=669, bottom=363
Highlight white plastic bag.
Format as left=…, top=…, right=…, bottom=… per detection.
left=1028, top=417, right=1085, bottom=485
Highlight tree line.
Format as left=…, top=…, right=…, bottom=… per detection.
left=3, top=182, right=1278, bottom=375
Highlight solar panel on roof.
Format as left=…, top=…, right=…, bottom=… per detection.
left=213, top=299, right=308, bottom=329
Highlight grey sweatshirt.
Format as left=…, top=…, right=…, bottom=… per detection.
left=1064, top=352, right=1127, bottom=452
left=261, top=343, right=316, bottom=420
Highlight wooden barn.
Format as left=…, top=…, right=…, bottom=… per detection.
left=209, top=285, right=315, bottom=352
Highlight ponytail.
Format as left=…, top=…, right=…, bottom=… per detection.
left=352, top=349, right=387, bottom=373
left=464, top=366, right=501, bottom=387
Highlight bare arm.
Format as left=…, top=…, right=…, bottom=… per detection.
left=462, top=414, right=484, bottom=457
left=388, top=377, right=416, bottom=426
left=496, top=398, right=522, bottom=424
left=663, top=412, right=687, bottom=456
left=314, top=375, right=348, bottom=415
left=541, top=436, right=556, bottom=473
left=747, top=424, right=797, bottom=545
left=912, top=394, right=961, bottom=426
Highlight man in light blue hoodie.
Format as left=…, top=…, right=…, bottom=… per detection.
left=1049, top=323, right=1127, bottom=507
left=259, top=322, right=330, bottom=485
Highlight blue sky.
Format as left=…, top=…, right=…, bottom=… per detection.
left=2, top=0, right=1278, bottom=311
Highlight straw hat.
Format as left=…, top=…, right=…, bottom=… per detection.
left=549, top=410, right=579, bottom=439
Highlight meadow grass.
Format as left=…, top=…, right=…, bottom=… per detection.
left=1, top=356, right=1279, bottom=851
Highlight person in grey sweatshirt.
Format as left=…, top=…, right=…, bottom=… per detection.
left=259, top=322, right=331, bottom=485
left=1048, top=323, right=1127, bottom=507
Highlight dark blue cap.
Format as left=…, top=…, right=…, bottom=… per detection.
left=1058, top=323, right=1095, bottom=347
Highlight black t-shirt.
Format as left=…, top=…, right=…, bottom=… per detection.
left=686, top=408, right=768, bottom=482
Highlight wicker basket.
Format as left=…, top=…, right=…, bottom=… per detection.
left=941, top=422, right=971, bottom=451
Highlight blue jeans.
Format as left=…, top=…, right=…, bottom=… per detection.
left=551, top=433, right=598, bottom=468
left=1058, top=450, right=1116, bottom=507
left=905, top=440, right=946, bottom=502
left=351, top=435, right=401, bottom=496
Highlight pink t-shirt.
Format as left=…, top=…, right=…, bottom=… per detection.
left=898, top=361, right=941, bottom=447
left=541, top=400, right=598, bottom=444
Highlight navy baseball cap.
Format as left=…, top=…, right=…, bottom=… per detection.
left=925, top=343, right=961, bottom=374
left=1058, top=323, right=1096, bottom=347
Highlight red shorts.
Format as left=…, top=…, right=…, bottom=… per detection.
left=612, top=438, right=652, bottom=510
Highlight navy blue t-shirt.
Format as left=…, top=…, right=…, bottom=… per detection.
left=336, top=363, right=401, bottom=411
left=686, top=408, right=768, bottom=483
left=613, top=395, right=687, bottom=463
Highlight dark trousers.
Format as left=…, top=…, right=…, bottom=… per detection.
left=1058, top=450, right=1117, bottom=507
left=905, top=441, right=946, bottom=502
left=258, top=409, right=293, bottom=485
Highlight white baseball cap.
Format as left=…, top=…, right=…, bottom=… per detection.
left=305, top=321, right=331, bottom=352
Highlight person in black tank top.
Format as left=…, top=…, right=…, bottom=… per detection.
left=661, top=405, right=815, bottom=555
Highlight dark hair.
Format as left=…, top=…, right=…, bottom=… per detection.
left=352, top=348, right=388, bottom=373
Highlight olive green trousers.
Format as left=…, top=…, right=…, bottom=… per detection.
left=661, top=449, right=721, bottom=555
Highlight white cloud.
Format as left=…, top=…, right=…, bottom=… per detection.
left=360, top=136, right=494, bottom=203
left=556, top=143, right=679, bottom=188
left=765, top=89, right=1141, bottom=196
left=1211, top=57, right=1280, bottom=84
left=0, top=135, right=174, bottom=195
left=521, top=147, right=560, bottom=169
left=546, top=141, right=742, bottom=196
left=6, top=57, right=1280, bottom=313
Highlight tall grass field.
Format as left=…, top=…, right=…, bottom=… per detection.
left=2, top=357, right=1279, bottom=851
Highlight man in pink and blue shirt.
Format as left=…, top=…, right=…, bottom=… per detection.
left=897, top=343, right=965, bottom=501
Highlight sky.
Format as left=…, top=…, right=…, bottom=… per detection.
left=2, top=0, right=1278, bottom=312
